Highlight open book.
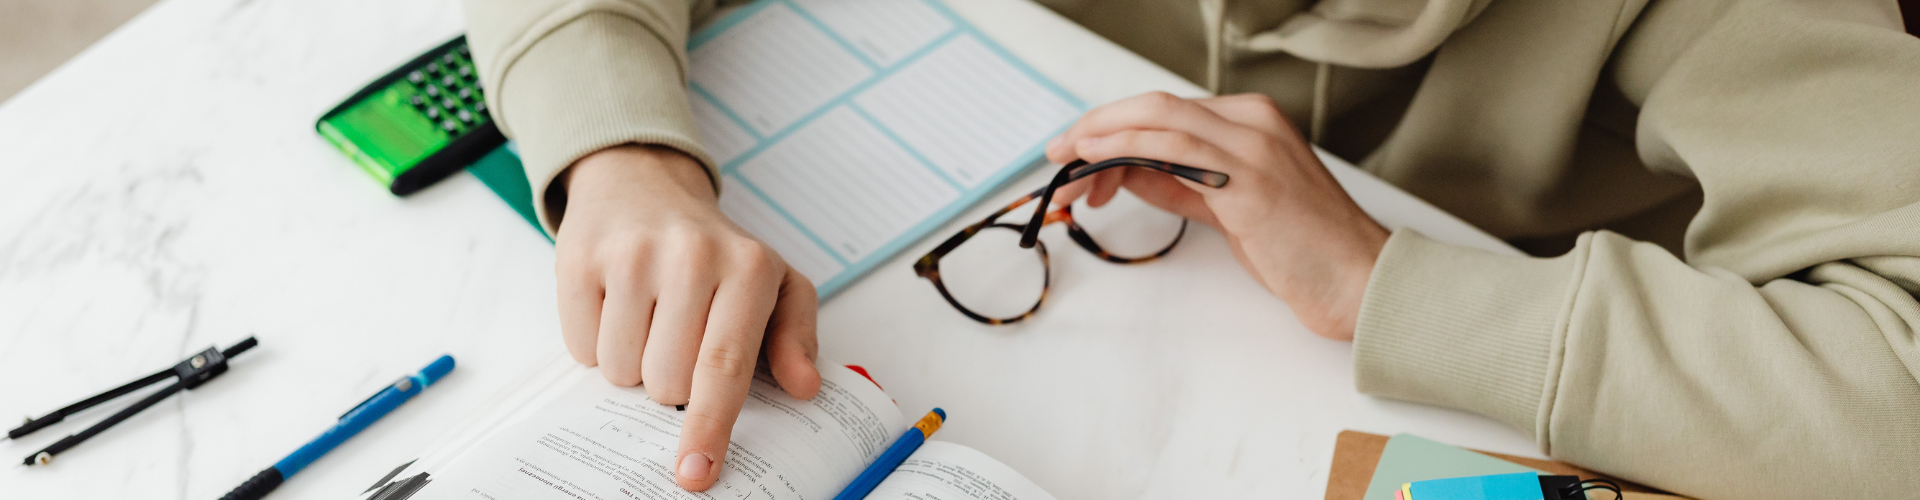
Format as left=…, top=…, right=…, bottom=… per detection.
left=362, top=354, right=1055, bottom=500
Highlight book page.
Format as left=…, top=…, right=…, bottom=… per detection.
left=412, top=365, right=903, bottom=500
left=687, top=0, right=1083, bottom=296
left=865, top=441, right=1057, bottom=500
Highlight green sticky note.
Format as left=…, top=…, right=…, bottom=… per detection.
left=1362, top=434, right=1538, bottom=500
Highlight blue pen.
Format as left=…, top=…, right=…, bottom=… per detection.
left=833, top=408, right=946, bottom=500
left=218, top=355, right=455, bottom=500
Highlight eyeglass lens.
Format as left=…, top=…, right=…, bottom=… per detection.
left=937, top=166, right=1190, bottom=322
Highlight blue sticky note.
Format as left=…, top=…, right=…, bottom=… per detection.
left=1411, top=472, right=1543, bottom=500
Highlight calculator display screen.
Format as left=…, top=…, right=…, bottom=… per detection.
left=317, top=82, right=450, bottom=183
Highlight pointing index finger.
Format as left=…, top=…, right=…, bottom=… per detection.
left=673, top=263, right=781, bottom=492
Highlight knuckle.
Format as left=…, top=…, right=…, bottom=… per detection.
left=556, top=257, right=596, bottom=284
left=1142, top=91, right=1180, bottom=106
left=557, top=241, right=606, bottom=275
left=1140, top=91, right=1186, bottom=113
left=699, top=345, right=757, bottom=381
left=605, top=231, right=655, bottom=257
left=595, top=236, right=653, bottom=274
left=1232, top=92, right=1279, bottom=110
left=790, top=273, right=818, bottom=297
left=680, top=412, right=732, bottom=436
left=669, top=233, right=719, bottom=266
left=731, top=241, right=782, bottom=276
left=1237, top=94, right=1290, bottom=129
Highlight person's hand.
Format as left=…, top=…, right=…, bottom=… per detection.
left=1044, top=92, right=1389, bottom=340
left=554, top=144, right=822, bottom=491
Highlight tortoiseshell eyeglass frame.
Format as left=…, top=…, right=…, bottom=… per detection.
left=914, top=157, right=1231, bottom=325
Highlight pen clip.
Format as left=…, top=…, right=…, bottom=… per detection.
left=340, top=376, right=412, bottom=419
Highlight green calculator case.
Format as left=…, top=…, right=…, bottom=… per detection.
left=317, top=36, right=505, bottom=196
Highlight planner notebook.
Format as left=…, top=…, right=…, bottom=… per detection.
left=469, top=0, right=1085, bottom=298
left=359, top=353, right=1058, bottom=500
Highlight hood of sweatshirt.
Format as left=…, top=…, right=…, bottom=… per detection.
left=1230, top=0, right=1496, bottom=69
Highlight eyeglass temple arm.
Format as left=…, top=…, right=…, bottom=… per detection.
left=1018, top=157, right=1228, bottom=249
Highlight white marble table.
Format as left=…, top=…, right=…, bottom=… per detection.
left=0, top=0, right=1538, bottom=498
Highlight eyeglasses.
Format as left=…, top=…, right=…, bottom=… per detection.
left=914, top=157, right=1230, bottom=324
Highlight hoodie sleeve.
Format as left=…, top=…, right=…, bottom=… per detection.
left=1352, top=1, right=1920, bottom=498
left=462, top=0, right=723, bottom=234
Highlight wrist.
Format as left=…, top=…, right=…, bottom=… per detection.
left=1259, top=219, right=1387, bottom=342
left=566, top=144, right=717, bottom=206
left=1321, top=238, right=1384, bottom=341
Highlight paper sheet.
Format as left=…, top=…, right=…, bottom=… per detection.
left=865, top=441, right=1058, bottom=500
left=414, top=366, right=903, bottom=500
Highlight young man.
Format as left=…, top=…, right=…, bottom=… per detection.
left=463, top=0, right=1920, bottom=497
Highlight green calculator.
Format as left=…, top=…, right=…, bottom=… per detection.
left=317, top=36, right=505, bottom=196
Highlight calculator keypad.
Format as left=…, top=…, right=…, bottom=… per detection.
left=401, top=42, right=489, bottom=137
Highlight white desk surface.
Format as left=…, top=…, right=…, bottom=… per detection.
left=0, top=0, right=1538, bottom=498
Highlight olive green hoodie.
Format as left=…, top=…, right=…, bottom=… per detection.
left=461, top=0, right=1920, bottom=497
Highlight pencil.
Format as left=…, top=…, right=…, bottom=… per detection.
left=831, top=408, right=945, bottom=500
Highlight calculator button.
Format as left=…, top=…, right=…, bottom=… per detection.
left=425, top=107, right=439, bottom=119
left=442, top=119, right=458, bottom=131
left=441, top=75, right=455, bottom=87
left=458, top=65, right=471, bottom=78
left=457, top=87, right=471, bottom=100
left=457, top=109, right=473, bottom=123
left=408, top=71, right=424, bottom=83
left=459, top=44, right=470, bottom=55
left=442, top=97, right=457, bottom=109
left=443, top=54, right=456, bottom=65
left=424, top=85, right=439, bottom=97
left=409, top=95, right=425, bottom=106
left=474, top=101, right=487, bottom=113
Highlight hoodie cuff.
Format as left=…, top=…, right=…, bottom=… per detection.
left=496, top=12, right=718, bottom=235
left=1352, top=229, right=1589, bottom=440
